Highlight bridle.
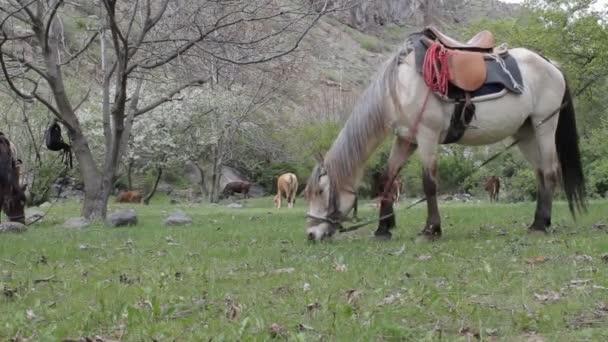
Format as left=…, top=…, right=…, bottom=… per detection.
left=306, top=186, right=394, bottom=234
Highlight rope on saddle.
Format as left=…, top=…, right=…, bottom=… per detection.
left=422, top=42, right=452, bottom=97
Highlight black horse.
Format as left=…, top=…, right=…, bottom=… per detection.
left=0, top=133, right=26, bottom=224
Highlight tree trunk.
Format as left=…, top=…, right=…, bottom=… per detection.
left=127, top=160, right=133, bottom=191
left=195, top=163, right=208, bottom=198
left=209, top=144, right=224, bottom=203
left=143, top=166, right=163, bottom=205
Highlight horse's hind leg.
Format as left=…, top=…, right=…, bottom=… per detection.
left=516, top=121, right=559, bottom=232
left=375, top=137, right=416, bottom=239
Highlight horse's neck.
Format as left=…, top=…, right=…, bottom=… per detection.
left=325, top=124, right=390, bottom=190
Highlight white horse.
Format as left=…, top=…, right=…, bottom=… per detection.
left=304, top=41, right=585, bottom=241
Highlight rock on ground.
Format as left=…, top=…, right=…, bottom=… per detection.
left=164, top=210, right=193, bottom=226
left=0, top=221, right=27, bottom=233
left=106, top=209, right=138, bottom=227
left=25, top=208, right=45, bottom=224
left=63, top=217, right=90, bottom=229
left=226, top=203, right=243, bottom=209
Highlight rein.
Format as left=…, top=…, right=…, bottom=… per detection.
left=306, top=211, right=395, bottom=233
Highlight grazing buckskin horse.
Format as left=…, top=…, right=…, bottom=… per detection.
left=0, top=133, right=26, bottom=224
left=116, top=190, right=142, bottom=203
left=484, top=176, right=500, bottom=202
left=304, top=27, right=585, bottom=241
left=223, top=181, right=251, bottom=199
left=273, top=173, right=298, bottom=208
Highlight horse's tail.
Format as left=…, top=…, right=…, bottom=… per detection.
left=556, top=80, right=586, bottom=216
left=0, top=137, right=13, bottom=187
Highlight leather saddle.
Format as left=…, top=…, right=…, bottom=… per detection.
left=421, top=27, right=494, bottom=91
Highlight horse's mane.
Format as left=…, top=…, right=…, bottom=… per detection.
left=306, top=49, right=404, bottom=196
left=0, top=135, right=15, bottom=187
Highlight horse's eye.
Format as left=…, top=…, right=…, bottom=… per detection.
left=318, top=189, right=324, bottom=195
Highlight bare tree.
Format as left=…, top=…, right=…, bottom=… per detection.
left=0, top=0, right=342, bottom=219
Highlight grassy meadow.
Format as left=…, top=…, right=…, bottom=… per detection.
left=1, top=196, right=608, bottom=341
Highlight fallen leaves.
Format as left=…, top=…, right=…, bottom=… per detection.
left=62, top=337, right=119, bottom=342
left=533, top=290, right=561, bottom=303
left=225, top=298, right=242, bottom=321
left=567, top=301, right=608, bottom=329
left=458, top=326, right=480, bottom=340
left=573, top=254, right=593, bottom=262
left=416, top=255, right=432, bottom=262
left=378, top=292, right=402, bottom=306
left=525, top=256, right=549, bottom=264
left=334, top=263, right=347, bottom=272
left=270, top=267, right=295, bottom=275
left=306, top=302, right=321, bottom=315
left=269, top=323, right=286, bottom=338
left=345, top=289, right=362, bottom=306
left=388, top=244, right=406, bottom=256
left=296, top=323, right=314, bottom=332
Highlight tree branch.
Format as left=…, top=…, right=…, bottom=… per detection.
left=60, top=31, right=99, bottom=65
left=43, top=0, right=63, bottom=52
left=134, top=77, right=209, bottom=117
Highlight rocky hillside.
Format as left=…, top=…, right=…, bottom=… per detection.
left=341, top=0, right=518, bottom=31
left=285, top=0, right=519, bottom=124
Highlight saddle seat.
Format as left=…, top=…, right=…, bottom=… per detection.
left=423, top=26, right=495, bottom=52
left=421, top=26, right=495, bottom=91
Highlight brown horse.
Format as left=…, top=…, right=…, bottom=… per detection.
left=116, top=190, right=142, bottom=203
left=484, top=176, right=500, bottom=202
left=0, top=133, right=26, bottom=224
left=223, top=181, right=251, bottom=199
left=273, top=173, right=298, bottom=208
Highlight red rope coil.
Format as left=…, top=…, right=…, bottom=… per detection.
left=423, top=42, right=451, bottom=96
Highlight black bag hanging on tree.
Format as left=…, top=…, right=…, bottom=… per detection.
left=44, top=118, right=73, bottom=168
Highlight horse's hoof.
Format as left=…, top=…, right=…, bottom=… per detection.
left=374, top=231, right=392, bottom=241
left=420, top=224, right=441, bottom=241
left=527, top=226, right=548, bottom=235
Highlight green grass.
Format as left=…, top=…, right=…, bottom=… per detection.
left=1, top=197, right=608, bottom=341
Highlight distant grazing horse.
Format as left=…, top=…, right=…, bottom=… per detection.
left=273, top=173, right=298, bottom=208
left=304, top=27, right=585, bottom=241
left=0, top=133, right=26, bottom=224
left=484, top=176, right=500, bottom=202
left=223, top=181, right=251, bottom=199
left=116, top=190, right=142, bottom=203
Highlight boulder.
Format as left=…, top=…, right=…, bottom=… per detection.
left=0, top=221, right=27, bottom=233
left=25, top=208, right=45, bottom=224
left=106, top=209, right=138, bottom=227
left=164, top=210, right=193, bottom=226
left=63, top=217, right=89, bottom=229
left=226, top=203, right=243, bottom=209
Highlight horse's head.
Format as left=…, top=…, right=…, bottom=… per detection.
left=272, top=194, right=280, bottom=208
left=304, top=155, right=357, bottom=241
left=4, top=184, right=26, bottom=224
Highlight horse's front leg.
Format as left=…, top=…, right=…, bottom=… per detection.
left=418, top=135, right=441, bottom=239
left=374, top=137, right=417, bottom=239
